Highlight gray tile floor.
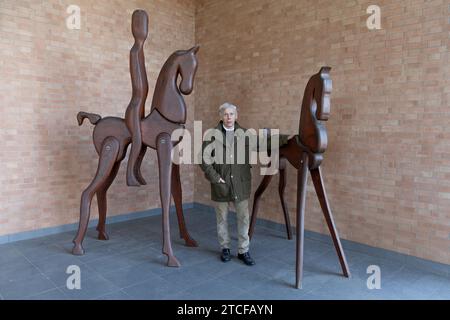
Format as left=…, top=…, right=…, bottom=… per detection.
left=0, top=207, right=449, bottom=300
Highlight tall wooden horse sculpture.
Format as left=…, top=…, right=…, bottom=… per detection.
left=72, top=9, right=199, bottom=268
left=249, top=67, right=351, bottom=288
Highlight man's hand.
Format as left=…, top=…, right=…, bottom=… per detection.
left=218, top=177, right=226, bottom=184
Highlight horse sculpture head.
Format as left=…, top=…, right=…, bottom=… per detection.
left=179, top=45, right=199, bottom=95
left=299, top=67, right=332, bottom=154
left=151, top=45, right=199, bottom=124
left=311, top=66, right=331, bottom=122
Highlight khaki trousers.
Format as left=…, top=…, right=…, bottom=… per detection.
left=214, top=199, right=250, bottom=254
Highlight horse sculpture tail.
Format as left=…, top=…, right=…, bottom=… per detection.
left=299, top=66, right=332, bottom=154
left=77, top=111, right=102, bottom=126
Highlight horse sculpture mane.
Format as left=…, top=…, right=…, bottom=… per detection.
left=299, top=66, right=332, bottom=155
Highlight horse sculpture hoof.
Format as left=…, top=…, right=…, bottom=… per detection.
left=136, top=172, right=147, bottom=185
left=97, top=230, right=109, bottom=240
left=126, top=174, right=141, bottom=187
left=184, top=237, right=198, bottom=247
left=72, top=243, right=85, bottom=255
left=166, top=255, right=181, bottom=267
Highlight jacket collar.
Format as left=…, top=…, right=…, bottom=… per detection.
left=213, top=121, right=246, bottom=145
left=215, top=120, right=244, bottom=132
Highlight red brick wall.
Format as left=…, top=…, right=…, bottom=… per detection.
left=0, top=0, right=195, bottom=235
left=194, top=0, right=450, bottom=264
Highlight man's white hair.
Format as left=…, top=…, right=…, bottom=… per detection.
left=219, top=102, right=238, bottom=116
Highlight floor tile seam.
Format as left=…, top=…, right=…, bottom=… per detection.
left=13, top=248, right=63, bottom=298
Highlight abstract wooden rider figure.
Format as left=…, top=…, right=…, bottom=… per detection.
left=72, top=9, right=199, bottom=268
left=249, top=67, right=351, bottom=288
left=125, top=9, right=149, bottom=187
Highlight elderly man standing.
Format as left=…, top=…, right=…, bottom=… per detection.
left=200, top=103, right=290, bottom=265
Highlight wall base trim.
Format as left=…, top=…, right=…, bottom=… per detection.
left=0, top=202, right=194, bottom=245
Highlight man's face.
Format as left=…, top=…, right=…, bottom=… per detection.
left=222, top=107, right=237, bottom=128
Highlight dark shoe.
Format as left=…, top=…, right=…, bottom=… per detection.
left=238, top=252, right=255, bottom=266
left=220, top=248, right=231, bottom=262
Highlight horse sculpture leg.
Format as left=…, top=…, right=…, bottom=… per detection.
left=310, top=166, right=351, bottom=278
left=72, top=137, right=120, bottom=255
left=157, top=132, right=180, bottom=267
left=96, top=162, right=121, bottom=240
left=278, top=158, right=293, bottom=240
left=248, top=172, right=273, bottom=239
left=134, top=146, right=147, bottom=185
left=171, top=163, right=198, bottom=247
left=295, top=152, right=309, bottom=289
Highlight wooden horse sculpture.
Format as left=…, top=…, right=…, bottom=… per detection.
left=72, top=9, right=199, bottom=268
left=249, top=67, right=350, bottom=288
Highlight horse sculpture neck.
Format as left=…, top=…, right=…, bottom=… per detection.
left=299, top=66, right=332, bottom=154
left=151, top=53, right=186, bottom=124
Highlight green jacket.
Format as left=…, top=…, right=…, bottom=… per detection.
left=199, top=121, right=289, bottom=202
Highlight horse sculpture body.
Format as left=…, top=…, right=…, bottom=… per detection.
left=249, top=67, right=350, bottom=288
left=72, top=9, right=199, bottom=268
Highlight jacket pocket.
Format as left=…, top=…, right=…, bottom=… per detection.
left=213, top=181, right=229, bottom=198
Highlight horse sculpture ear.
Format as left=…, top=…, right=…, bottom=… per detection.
left=189, top=45, right=200, bottom=54
left=319, top=66, right=331, bottom=76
